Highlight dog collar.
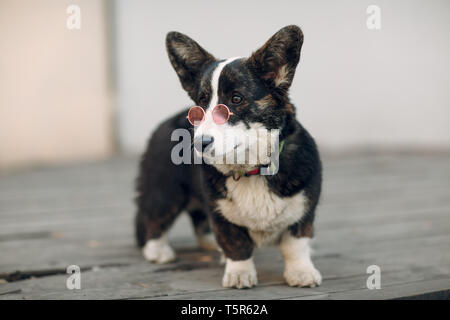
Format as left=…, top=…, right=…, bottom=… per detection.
left=231, top=140, right=285, bottom=181
left=245, top=168, right=260, bottom=176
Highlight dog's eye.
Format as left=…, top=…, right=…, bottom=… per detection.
left=231, top=94, right=243, bottom=105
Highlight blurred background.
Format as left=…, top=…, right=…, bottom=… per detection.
left=1, top=0, right=449, bottom=170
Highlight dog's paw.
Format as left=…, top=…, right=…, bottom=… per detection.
left=196, top=233, right=218, bottom=251
left=142, top=238, right=176, bottom=264
left=284, top=264, right=322, bottom=288
left=222, top=258, right=258, bottom=289
left=222, top=270, right=258, bottom=289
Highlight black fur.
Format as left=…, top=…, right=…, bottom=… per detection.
left=135, top=108, right=208, bottom=246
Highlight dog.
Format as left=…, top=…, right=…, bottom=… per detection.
left=135, top=25, right=322, bottom=289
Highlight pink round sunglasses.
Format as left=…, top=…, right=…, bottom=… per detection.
left=186, top=104, right=234, bottom=126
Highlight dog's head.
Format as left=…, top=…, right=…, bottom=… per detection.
left=166, top=25, right=303, bottom=172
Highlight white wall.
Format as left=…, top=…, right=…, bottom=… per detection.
left=115, top=0, right=450, bottom=153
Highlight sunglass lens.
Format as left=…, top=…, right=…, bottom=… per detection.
left=188, top=107, right=204, bottom=126
left=212, top=104, right=229, bottom=124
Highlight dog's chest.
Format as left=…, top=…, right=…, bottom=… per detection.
left=216, top=176, right=307, bottom=244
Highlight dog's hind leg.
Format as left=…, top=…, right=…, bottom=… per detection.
left=135, top=108, right=197, bottom=263
left=135, top=181, right=187, bottom=264
left=188, top=208, right=217, bottom=251
left=136, top=205, right=181, bottom=264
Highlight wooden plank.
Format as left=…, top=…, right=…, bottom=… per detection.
left=0, top=207, right=448, bottom=275
left=316, top=279, right=450, bottom=300
left=0, top=252, right=447, bottom=300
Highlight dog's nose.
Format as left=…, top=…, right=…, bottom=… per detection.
left=194, top=135, right=214, bottom=152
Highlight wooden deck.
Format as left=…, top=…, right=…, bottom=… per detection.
left=0, top=153, right=449, bottom=300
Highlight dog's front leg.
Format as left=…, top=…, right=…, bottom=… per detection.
left=280, top=232, right=322, bottom=287
left=210, top=212, right=257, bottom=289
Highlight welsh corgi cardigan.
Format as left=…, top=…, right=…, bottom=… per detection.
left=135, top=25, right=322, bottom=289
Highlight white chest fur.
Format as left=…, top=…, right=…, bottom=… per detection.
left=216, top=176, right=308, bottom=245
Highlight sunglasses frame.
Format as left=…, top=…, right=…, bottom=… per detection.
left=186, top=104, right=234, bottom=126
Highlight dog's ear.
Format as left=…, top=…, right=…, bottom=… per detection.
left=247, top=25, right=303, bottom=92
left=166, top=31, right=215, bottom=99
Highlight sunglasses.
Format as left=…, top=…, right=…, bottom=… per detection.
left=186, top=104, right=234, bottom=126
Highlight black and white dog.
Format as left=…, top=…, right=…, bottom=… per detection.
left=135, top=25, right=322, bottom=289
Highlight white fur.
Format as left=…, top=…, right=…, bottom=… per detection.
left=222, top=257, right=258, bottom=289
left=142, top=234, right=176, bottom=264
left=217, top=176, right=308, bottom=245
left=199, top=122, right=280, bottom=171
left=280, top=234, right=321, bottom=287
